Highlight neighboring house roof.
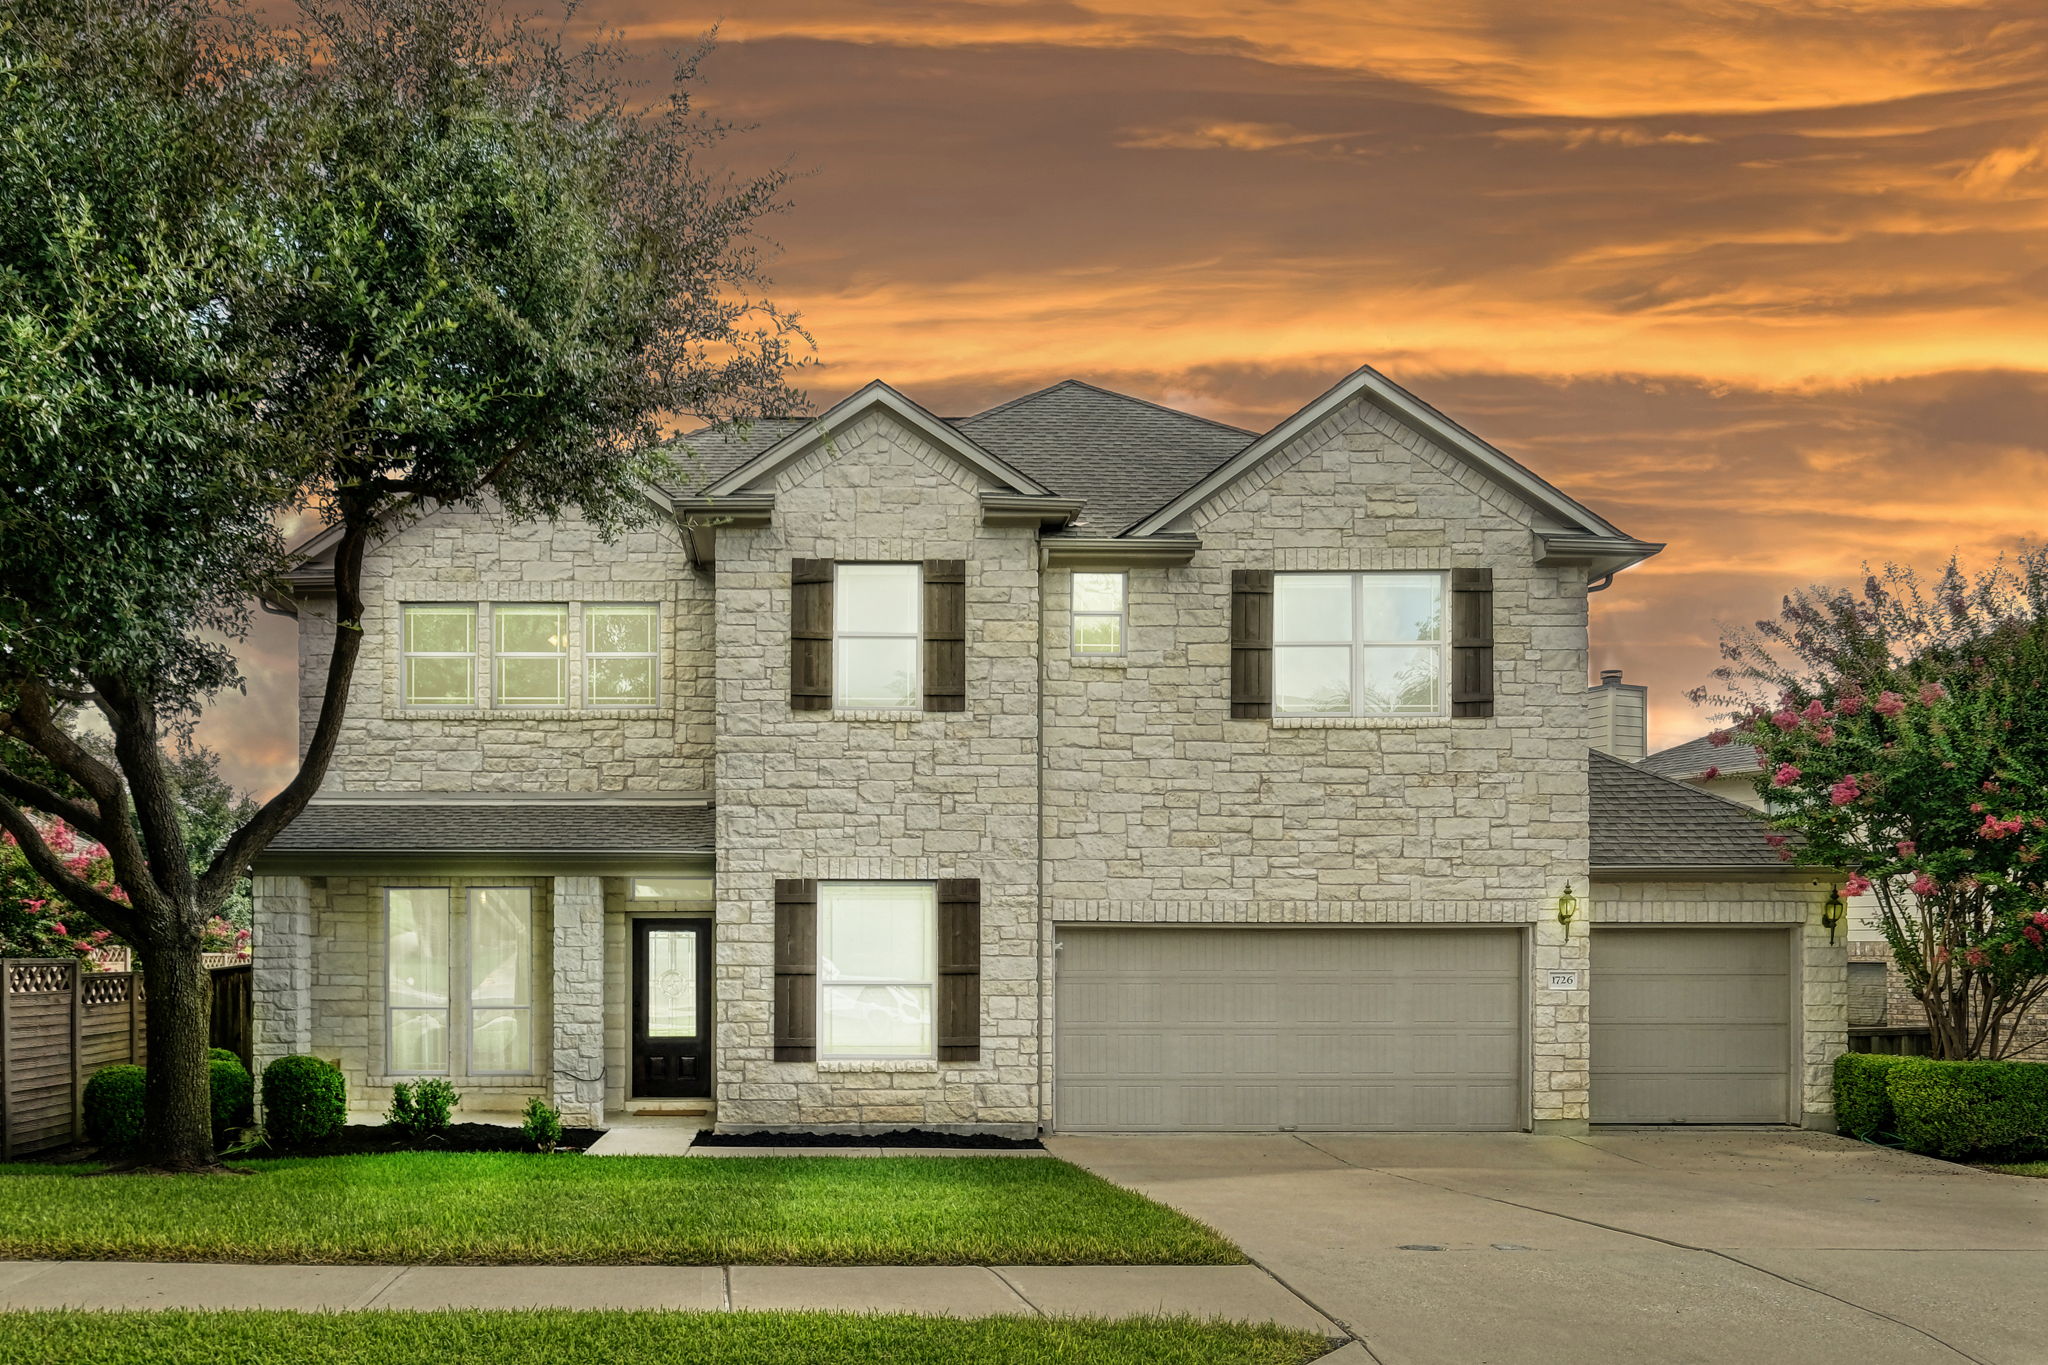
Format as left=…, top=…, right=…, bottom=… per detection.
left=1639, top=733, right=1764, bottom=781
left=263, top=800, right=714, bottom=857
left=1589, top=750, right=1789, bottom=871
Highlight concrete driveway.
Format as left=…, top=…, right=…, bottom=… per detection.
left=1046, top=1130, right=2048, bottom=1365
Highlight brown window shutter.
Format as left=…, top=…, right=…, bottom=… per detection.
left=1451, top=567, right=1495, bottom=718
left=1229, top=569, right=1273, bottom=719
left=773, top=879, right=818, bottom=1061
left=922, top=559, right=966, bottom=713
left=936, top=878, right=981, bottom=1062
left=790, top=559, right=834, bottom=712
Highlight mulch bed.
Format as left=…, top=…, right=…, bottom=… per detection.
left=265, top=1122, right=607, bottom=1158
left=692, top=1127, right=1042, bottom=1150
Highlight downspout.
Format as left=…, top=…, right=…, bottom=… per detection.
left=1035, top=538, right=1049, bottom=1136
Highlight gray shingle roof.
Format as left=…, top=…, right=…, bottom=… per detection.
left=952, top=381, right=1254, bottom=534
left=1589, top=750, right=1788, bottom=869
left=266, top=801, right=714, bottom=856
left=1639, top=732, right=1763, bottom=780
left=657, top=418, right=811, bottom=497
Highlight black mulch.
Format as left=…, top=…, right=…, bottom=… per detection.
left=691, top=1127, right=1042, bottom=1150
left=263, top=1122, right=607, bottom=1158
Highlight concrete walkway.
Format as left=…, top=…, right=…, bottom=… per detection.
left=1047, top=1130, right=2048, bottom=1365
left=0, top=1260, right=1337, bottom=1332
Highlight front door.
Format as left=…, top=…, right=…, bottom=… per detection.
left=632, top=918, right=713, bottom=1098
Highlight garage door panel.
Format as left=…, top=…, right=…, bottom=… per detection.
left=1591, top=928, right=1792, bottom=1125
left=1056, top=927, right=1523, bottom=1132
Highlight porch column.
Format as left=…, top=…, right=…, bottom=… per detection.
left=551, top=875, right=606, bottom=1126
left=251, top=876, right=313, bottom=1100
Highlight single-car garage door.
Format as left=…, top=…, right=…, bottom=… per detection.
left=1591, top=928, right=1792, bottom=1124
left=1054, top=927, right=1523, bottom=1132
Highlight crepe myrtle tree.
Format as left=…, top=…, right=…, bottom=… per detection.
left=0, top=0, right=803, bottom=1170
left=1697, top=548, right=2048, bottom=1059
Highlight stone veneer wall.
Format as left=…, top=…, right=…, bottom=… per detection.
left=255, top=874, right=555, bottom=1116
left=602, top=876, right=718, bottom=1116
left=294, top=498, right=711, bottom=794
left=1041, top=398, right=1596, bottom=1129
left=1592, top=877, right=1845, bottom=1125
left=713, top=412, right=1041, bottom=1133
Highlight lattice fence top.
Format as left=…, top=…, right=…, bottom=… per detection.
left=6, top=962, right=71, bottom=995
left=81, top=973, right=138, bottom=1006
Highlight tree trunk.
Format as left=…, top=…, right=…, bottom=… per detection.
left=136, top=933, right=218, bottom=1171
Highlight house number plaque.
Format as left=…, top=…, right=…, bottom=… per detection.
left=1546, top=970, right=1582, bottom=991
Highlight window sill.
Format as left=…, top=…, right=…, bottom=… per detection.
left=1067, top=655, right=1128, bottom=668
left=829, top=709, right=936, bottom=722
left=1270, top=714, right=1455, bottom=729
left=816, top=1058, right=939, bottom=1074
left=385, top=706, right=667, bottom=721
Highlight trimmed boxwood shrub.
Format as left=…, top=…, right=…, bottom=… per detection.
left=1833, top=1053, right=1917, bottom=1140
left=210, top=1054, right=254, bottom=1136
left=83, top=1064, right=147, bottom=1153
left=262, top=1055, right=347, bottom=1148
left=1886, top=1057, right=2048, bottom=1162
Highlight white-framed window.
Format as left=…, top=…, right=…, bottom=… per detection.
left=1071, top=571, right=1126, bottom=656
left=386, top=887, right=452, bottom=1074
left=467, top=887, right=533, bottom=1075
left=1273, top=572, right=1447, bottom=716
left=586, top=604, right=659, bottom=707
left=629, top=876, right=714, bottom=902
left=401, top=605, right=478, bottom=707
left=493, top=604, right=569, bottom=707
left=818, top=881, right=936, bottom=1060
left=834, top=564, right=920, bottom=710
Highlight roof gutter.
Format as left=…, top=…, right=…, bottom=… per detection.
left=1040, top=536, right=1201, bottom=570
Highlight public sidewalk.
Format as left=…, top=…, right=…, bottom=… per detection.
left=0, top=1260, right=1340, bottom=1332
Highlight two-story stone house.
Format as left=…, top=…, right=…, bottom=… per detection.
left=253, top=365, right=1848, bottom=1136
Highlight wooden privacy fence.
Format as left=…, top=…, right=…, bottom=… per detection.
left=0, top=959, right=253, bottom=1158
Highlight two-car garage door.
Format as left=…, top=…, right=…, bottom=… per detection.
left=1055, top=927, right=1523, bottom=1132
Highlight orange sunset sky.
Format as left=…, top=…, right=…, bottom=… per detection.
left=207, top=0, right=2048, bottom=793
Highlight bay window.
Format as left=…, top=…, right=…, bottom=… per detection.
left=1273, top=572, right=1447, bottom=716
left=818, top=882, right=936, bottom=1059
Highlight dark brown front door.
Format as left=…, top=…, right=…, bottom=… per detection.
left=632, top=918, right=712, bottom=1098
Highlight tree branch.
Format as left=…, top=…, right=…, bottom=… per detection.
left=0, top=793, right=141, bottom=942
left=0, top=760, right=111, bottom=842
left=94, top=674, right=198, bottom=916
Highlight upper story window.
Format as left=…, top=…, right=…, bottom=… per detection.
left=818, top=881, right=936, bottom=1060
left=834, top=564, right=920, bottom=710
left=401, top=605, right=478, bottom=707
left=586, top=604, right=660, bottom=707
left=1273, top=572, right=1446, bottom=716
left=493, top=604, right=569, bottom=707
left=1071, top=572, right=1126, bottom=656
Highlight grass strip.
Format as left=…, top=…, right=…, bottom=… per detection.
left=0, top=1155, right=1243, bottom=1266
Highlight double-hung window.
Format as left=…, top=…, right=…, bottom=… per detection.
left=386, top=888, right=452, bottom=1073
left=834, top=564, right=920, bottom=709
left=1273, top=572, right=1447, bottom=716
left=817, top=882, right=936, bottom=1059
left=493, top=604, right=569, bottom=707
left=402, top=606, right=478, bottom=706
left=586, top=604, right=660, bottom=706
left=1071, top=572, right=1126, bottom=656
left=467, top=888, right=534, bottom=1074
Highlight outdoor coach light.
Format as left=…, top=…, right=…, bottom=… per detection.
left=1556, top=884, right=1578, bottom=937
left=1822, top=886, right=1847, bottom=945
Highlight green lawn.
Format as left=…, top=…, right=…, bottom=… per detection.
left=0, top=1311, right=1331, bottom=1365
left=1984, top=1161, right=2048, bottom=1178
left=0, top=1155, right=1242, bottom=1266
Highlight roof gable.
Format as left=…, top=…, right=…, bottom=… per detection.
left=700, top=381, right=1052, bottom=498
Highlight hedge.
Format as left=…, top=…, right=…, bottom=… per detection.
left=1882, top=1057, right=2048, bottom=1162
left=82, top=1065, right=147, bottom=1153
left=1832, top=1053, right=1918, bottom=1140
left=261, top=1055, right=347, bottom=1148
left=210, top=1054, right=254, bottom=1135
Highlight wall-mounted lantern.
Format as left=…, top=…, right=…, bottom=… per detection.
left=1556, top=884, right=1579, bottom=938
left=1821, top=886, right=1846, bottom=945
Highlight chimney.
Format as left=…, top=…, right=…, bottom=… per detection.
left=1588, top=668, right=1648, bottom=762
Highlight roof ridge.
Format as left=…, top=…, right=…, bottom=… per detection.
left=957, top=379, right=1085, bottom=423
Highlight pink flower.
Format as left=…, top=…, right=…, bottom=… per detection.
left=1912, top=873, right=1938, bottom=895
left=1896, top=839, right=1917, bottom=858
left=1965, top=947, right=1988, bottom=968
left=1874, top=691, right=1907, bottom=717
left=1702, top=766, right=1722, bottom=781
left=1983, top=780, right=2001, bottom=793
left=1708, top=729, right=1734, bottom=748
left=1772, top=709, right=1801, bottom=731
left=2034, top=911, right=2048, bottom=927
left=1844, top=873, right=1872, bottom=896
left=1836, top=694, right=1864, bottom=716
left=1765, top=833, right=1790, bottom=848
left=1813, top=726, right=1836, bottom=745
left=1802, top=699, right=1830, bottom=721
left=1829, top=775, right=1861, bottom=805
left=1979, top=814, right=2023, bottom=839
left=1971, top=802, right=1985, bottom=813
left=1918, top=681, right=1948, bottom=705
left=2023, top=924, right=2044, bottom=948
left=1773, top=763, right=1801, bottom=787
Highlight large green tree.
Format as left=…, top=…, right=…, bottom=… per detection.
left=0, top=0, right=802, bottom=1170
left=1703, top=548, right=2048, bottom=1059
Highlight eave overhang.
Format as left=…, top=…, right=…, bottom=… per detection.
left=981, top=493, right=1085, bottom=529
left=673, top=494, right=775, bottom=568
left=1535, top=532, right=1666, bottom=579
left=1040, top=536, right=1201, bottom=569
